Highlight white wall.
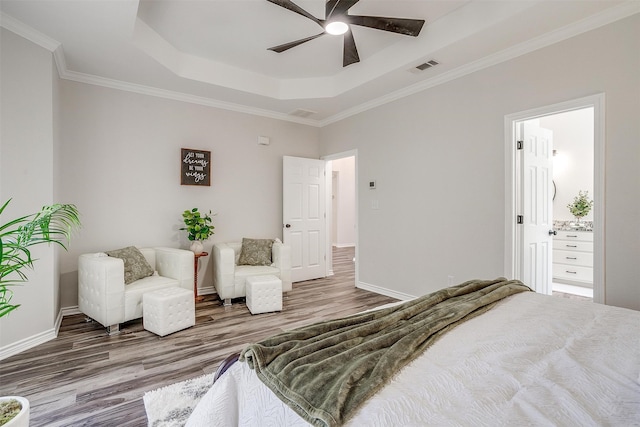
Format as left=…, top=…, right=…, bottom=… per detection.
left=0, top=29, right=57, bottom=347
left=58, top=81, right=321, bottom=307
left=320, top=14, right=640, bottom=310
left=539, top=108, right=594, bottom=221
left=331, top=157, right=356, bottom=247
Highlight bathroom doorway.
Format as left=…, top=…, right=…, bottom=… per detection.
left=505, top=94, right=604, bottom=304
left=533, top=108, right=595, bottom=299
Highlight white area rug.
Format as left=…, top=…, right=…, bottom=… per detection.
left=143, top=373, right=215, bottom=427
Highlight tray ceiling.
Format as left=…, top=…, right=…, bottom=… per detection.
left=0, top=0, right=636, bottom=125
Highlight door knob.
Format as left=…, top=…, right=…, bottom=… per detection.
left=549, top=230, right=557, bottom=236
left=285, top=224, right=291, bottom=228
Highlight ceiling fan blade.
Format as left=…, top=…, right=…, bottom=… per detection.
left=326, top=0, right=360, bottom=19
left=343, top=30, right=360, bottom=67
left=268, top=32, right=326, bottom=53
left=348, top=16, right=425, bottom=37
left=266, top=0, right=324, bottom=27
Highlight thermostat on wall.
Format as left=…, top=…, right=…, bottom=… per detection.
left=369, top=180, right=376, bottom=189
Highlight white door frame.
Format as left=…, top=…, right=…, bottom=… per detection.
left=322, top=149, right=358, bottom=284
left=504, top=94, right=605, bottom=303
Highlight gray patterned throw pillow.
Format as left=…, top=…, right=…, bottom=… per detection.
left=105, top=246, right=154, bottom=285
left=237, top=238, right=274, bottom=266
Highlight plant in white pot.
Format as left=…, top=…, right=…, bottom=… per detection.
left=180, top=208, right=214, bottom=254
left=0, top=396, right=29, bottom=427
left=0, top=199, right=81, bottom=426
left=567, top=190, right=593, bottom=227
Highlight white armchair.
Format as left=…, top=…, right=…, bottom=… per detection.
left=78, top=247, right=194, bottom=334
left=213, top=241, right=292, bottom=306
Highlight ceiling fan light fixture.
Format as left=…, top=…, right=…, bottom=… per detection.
left=266, top=0, right=426, bottom=67
left=325, top=21, right=349, bottom=35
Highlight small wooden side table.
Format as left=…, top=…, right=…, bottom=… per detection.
left=194, top=252, right=208, bottom=302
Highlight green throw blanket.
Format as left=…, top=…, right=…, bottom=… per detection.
left=240, top=278, right=531, bottom=427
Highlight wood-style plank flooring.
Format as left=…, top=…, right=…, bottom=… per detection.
left=0, top=247, right=397, bottom=427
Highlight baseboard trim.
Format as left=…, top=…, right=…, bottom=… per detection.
left=0, top=327, right=58, bottom=361
left=197, top=285, right=216, bottom=296
left=61, top=305, right=82, bottom=317
left=1, top=293, right=225, bottom=361
left=0, top=308, right=70, bottom=361
left=54, top=308, right=63, bottom=332
left=357, top=281, right=415, bottom=301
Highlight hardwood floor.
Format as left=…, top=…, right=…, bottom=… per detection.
left=0, top=247, right=397, bottom=427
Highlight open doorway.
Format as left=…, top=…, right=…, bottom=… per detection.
left=541, top=108, right=595, bottom=300
left=520, top=108, right=595, bottom=300
left=504, top=94, right=605, bottom=304
left=323, top=150, right=358, bottom=283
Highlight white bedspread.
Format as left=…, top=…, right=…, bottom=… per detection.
left=186, top=292, right=640, bottom=426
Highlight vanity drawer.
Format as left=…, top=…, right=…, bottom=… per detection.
left=553, top=240, right=593, bottom=253
left=553, top=264, right=592, bottom=282
left=553, top=250, right=593, bottom=267
left=555, top=231, right=593, bottom=242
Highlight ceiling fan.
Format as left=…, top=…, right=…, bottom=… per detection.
left=266, top=0, right=425, bottom=67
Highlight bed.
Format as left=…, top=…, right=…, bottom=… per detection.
left=186, top=279, right=640, bottom=426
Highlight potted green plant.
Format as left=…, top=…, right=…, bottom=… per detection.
left=0, top=396, right=29, bottom=427
left=180, top=208, right=214, bottom=254
left=0, top=199, right=80, bottom=426
left=567, top=190, right=593, bottom=226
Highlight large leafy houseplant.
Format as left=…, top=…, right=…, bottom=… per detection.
left=180, top=208, right=214, bottom=254
left=180, top=208, right=214, bottom=241
left=0, top=199, right=81, bottom=318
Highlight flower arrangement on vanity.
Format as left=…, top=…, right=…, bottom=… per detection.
left=566, top=190, right=594, bottom=228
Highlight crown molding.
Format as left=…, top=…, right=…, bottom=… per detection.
left=3, top=2, right=638, bottom=129
left=320, top=1, right=640, bottom=126
left=60, top=69, right=321, bottom=127
left=52, top=45, right=68, bottom=79
left=0, top=11, right=60, bottom=51
left=0, top=11, right=320, bottom=127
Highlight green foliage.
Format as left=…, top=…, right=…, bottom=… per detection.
left=180, top=208, right=215, bottom=241
left=0, top=398, right=22, bottom=424
left=0, top=199, right=81, bottom=318
left=567, top=190, right=594, bottom=219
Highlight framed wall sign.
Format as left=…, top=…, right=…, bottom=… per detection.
left=181, top=148, right=211, bottom=186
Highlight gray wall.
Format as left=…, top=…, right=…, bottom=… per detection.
left=58, top=81, right=321, bottom=307
left=0, top=29, right=321, bottom=352
left=0, top=29, right=58, bottom=347
left=1, top=13, right=638, bottom=356
left=320, top=14, right=640, bottom=310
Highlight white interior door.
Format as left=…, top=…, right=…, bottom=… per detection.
left=283, top=156, right=327, bottom=282
left=521, top=121, right=554, bottom=294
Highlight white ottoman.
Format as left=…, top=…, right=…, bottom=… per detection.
left=143, top=287, right=195, bottom=336
left=245, top=275, right=282, bottom=314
